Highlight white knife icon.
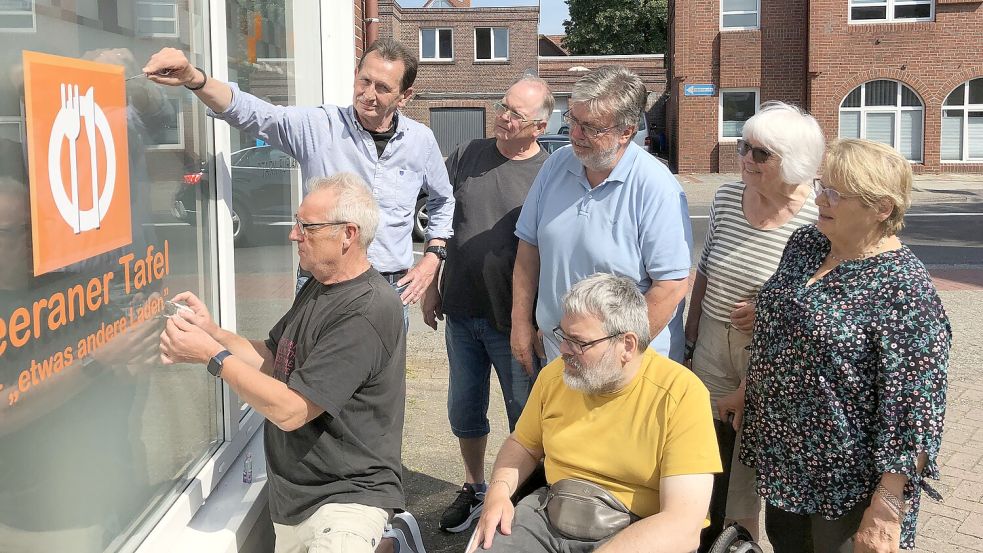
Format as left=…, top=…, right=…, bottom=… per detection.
left=80, top=86, right=100, bottom=227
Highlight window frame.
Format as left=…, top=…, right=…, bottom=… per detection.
left=0, top=116, right=24, bottom=143
left=719, top=88, right=760, bottom=141
left=838, top=80, right=925, bottom=163
left=145, top=97, right=185, bottom=151
left=419, top=27, right=454, bottom=61
left=0, top=0, right=36, bottom=32
left=941, top=79, right=983, bottom=163
left=720, top=0, right=760, bottom=31
left=474, top=26, right=509, bottom=61
left=136, top=0, right=180, bottom=38
left=848, top=0, right=934, bottom=23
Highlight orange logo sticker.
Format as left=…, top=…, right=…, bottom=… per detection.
left=23, top=51, right=131, bottom=276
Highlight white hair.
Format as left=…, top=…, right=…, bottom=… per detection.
left=307, top=173, right=379, bottom=249
left=742, top=101, right=825, bottom=185
left=570, top=65, right=647, bottom=130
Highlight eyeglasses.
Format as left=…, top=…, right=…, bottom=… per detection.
left=493, top=101, right=542, bottom=125
left=736, top=139, right=777, bottom=163
left=811, top=179, right=863, bottom=207
left=552, top=326, right=623, bottom=355
left=293, top=214, right=353, bottom=237
left=561, top=110, right=619, bottom=140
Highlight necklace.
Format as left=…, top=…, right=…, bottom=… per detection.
left=828, top=237, right=887, bottom=263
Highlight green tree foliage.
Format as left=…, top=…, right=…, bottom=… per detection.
left=562, top=0, right=668, bottom=55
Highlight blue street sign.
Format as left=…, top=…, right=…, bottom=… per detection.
left=684, top=84, right=716, bottom=97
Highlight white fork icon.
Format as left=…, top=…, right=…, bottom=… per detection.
left=60, top=83, right=82, bottom=233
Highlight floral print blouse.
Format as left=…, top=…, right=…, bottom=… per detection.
left=740, top=225, right=951, bottom=548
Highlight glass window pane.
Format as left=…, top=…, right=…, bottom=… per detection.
left=901, top=85, right=921, bottom=107
left=842, top=87, right=862, bottom=108
left=945, top=84, right=965, bottom=106
left=138, top=19, right=177, bottom=35
left=493, top=28, right=508, bottom=58
left=438, top=29, right=453, bottom=58
left=0, top=1, right=221, bottom=549
left=0, top=13, right=33, bottom=28
left=969, top=113, right=983, bottom=159
left=865, top=80, right=898, bottom=107
left=138, top=2, right=176, bottom=18
left=722, top=13, right=758, bottom=27
left=840, top=111, right=861, bottom=138
left=852, top=6, right=887, bottom=19
left=900, top=110, right=922, bottom=160
left=894, top=3, right=931, bottom=19
left=969, top=79, right=983, bottom=105
left=0, top=121, right=20, bottom=140
left=941, top=112, right=964, bottom=161
left=421, top=29, right=436, bottom=58
left=851, top=0, right=885, bottom=4
left=723, top=0, right=757, bottom=12
left=476, top=28, right=491, bottom=59
left=865, top=112, right=896, bottom=147
left=722, top=91, right=757, bottom=137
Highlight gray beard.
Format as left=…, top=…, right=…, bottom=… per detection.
left=575, top=143, right=620, bottom=173
left=562, top=347, right=624, bottom=395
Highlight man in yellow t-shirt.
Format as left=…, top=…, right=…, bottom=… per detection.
left=469, top=273, right=721, bottom=553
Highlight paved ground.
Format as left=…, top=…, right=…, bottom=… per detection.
left=396, top=173, right=983, bottom=552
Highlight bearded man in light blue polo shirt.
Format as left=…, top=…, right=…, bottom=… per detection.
left=510, top=65, right=693, bottom=370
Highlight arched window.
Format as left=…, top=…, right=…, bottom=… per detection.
left=839, top=80, right=924, bottom=162
left=941, top=78, right=983, bottom=162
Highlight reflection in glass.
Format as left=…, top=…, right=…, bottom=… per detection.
left=0, top=2, right=220, bottom=551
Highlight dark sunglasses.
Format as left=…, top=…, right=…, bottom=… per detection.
left=737, top=139, right=776, bottom=163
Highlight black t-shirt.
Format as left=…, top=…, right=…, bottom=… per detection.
left=440, top=138, right=549, bottom=332
left=264, top=268, right=406, bottom=524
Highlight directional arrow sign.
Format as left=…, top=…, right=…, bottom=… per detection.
left=684, top=84, right=716, bottom=97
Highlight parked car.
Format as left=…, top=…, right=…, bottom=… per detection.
left=537, top=134, right=571, bottom=154
left=174, top=145, right=430, bottom=243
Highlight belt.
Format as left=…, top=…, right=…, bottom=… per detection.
left=379, top=270, right=407, bottom=285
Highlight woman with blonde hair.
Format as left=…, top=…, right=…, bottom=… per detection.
left=740, top=139, right=951, bottom=552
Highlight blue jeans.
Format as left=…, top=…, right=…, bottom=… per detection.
left=445, top=315, right=539, bottom=438
left=297, top=270, right=408, bottom=331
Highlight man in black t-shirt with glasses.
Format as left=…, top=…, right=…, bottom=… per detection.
left=422, top=75, right=554, bottom=535
left=160, top=173, right=412, bottom=553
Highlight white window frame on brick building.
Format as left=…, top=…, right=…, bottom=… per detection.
left=136, top=0, right=180, bottom=38
left=474, top=27, right=509, bottom=61
left=719, top=88, right=759, bottom=140
left=0, top=0, right=36, bottom=32
left=839, top=80, right=924, bottom=162
left=420, top=27, right=453, bottom=61
left=941, top=78, right=983, bottom=162
left=720, top=0, right=760, bottom=30
left=848, top=0, right=934, bottom=23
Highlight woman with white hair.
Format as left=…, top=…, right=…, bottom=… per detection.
left=684, top=101, right=825, bottom=547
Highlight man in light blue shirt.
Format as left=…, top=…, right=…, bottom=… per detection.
left=511, top=66, right=692, bottom=368
left=144, top=39, right=454, bottom=306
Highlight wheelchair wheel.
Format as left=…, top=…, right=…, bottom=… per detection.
left=708, top=523, right=763, bottom=553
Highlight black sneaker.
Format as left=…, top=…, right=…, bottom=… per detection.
left=439, top=483, right=485, bottom=533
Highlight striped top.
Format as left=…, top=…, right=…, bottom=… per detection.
left=698, top=181, right=819, bottom=322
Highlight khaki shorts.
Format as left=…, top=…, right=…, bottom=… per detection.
left=273, top=503, right=389, bottom=553
left=692, top=313, right=760, bottom=521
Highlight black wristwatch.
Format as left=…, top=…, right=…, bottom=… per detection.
left=425, top=245, right=447, bottom=261
left=207, top=350, right=232, bottom=377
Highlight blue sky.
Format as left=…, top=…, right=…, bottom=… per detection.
left=399, top=1, right=569, bottom=35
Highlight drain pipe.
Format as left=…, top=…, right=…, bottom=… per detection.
left=365, top=0, right=380, bottom=47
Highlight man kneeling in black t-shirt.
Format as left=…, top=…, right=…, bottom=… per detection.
left=160, top=172, right=407, bottom=553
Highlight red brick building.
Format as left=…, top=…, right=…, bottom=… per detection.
left=668, top=0, right=983, bottom=173
left=377, top=0, right=540, bottom=154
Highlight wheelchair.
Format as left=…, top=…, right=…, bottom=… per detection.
left=707, top=523, right=763, bottom=553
